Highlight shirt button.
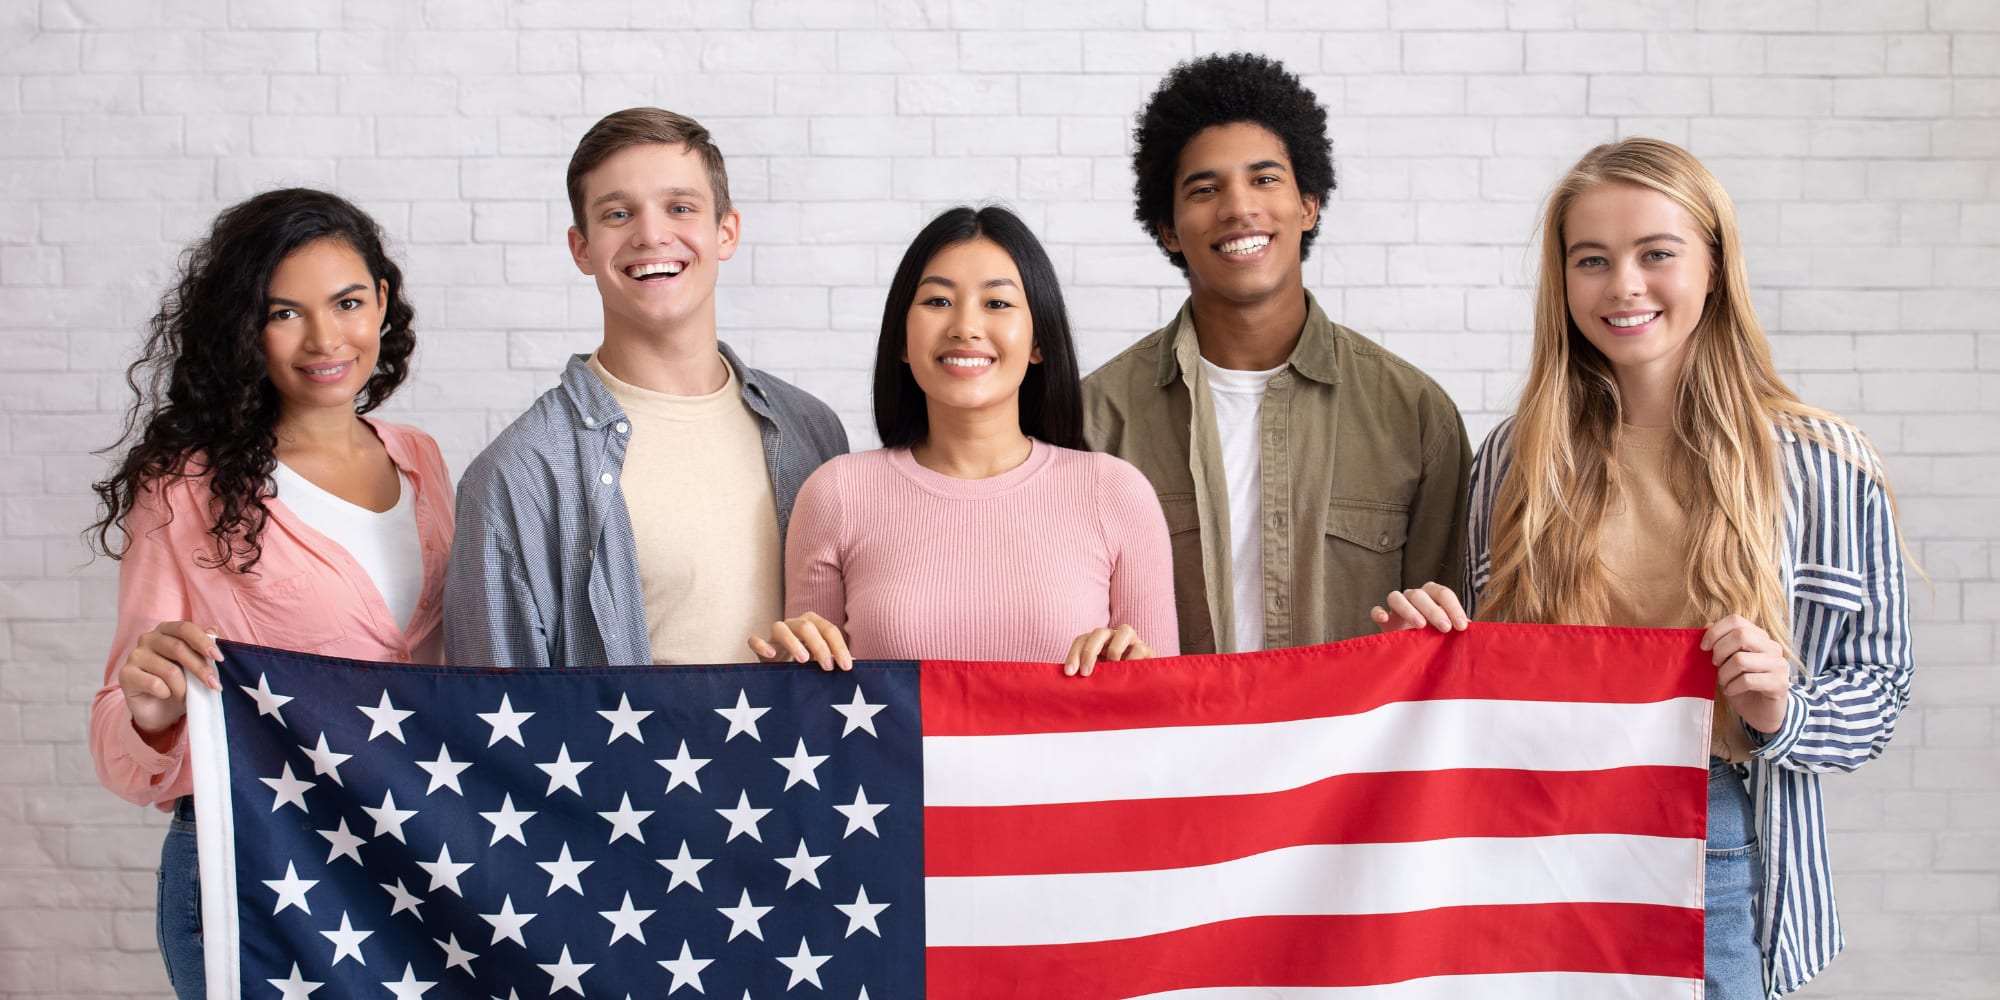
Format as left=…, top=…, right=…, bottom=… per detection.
left=583, top=416, right=596, bottom=427
left=600, top=473, right=614, bottom=485
left=616, top=421, right=629, bottom=434
left=395, top=652, right=409, bottom=663
left=1378, top=533, right=1392, bottom=547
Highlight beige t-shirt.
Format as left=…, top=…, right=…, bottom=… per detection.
left=590, top=354, right=782, bottom=665
left=1602, top=423, right=1754, bottom=762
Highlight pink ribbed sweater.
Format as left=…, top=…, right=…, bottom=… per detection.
left=784, top=442, right=1179, bottom=663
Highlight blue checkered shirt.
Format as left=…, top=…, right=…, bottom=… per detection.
left=445, top=345, right=849, bottom=669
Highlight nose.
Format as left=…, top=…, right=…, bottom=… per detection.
left=949, top=302, right=984, bottom=341
left=1218, top=180, right=1259, bottom=223
left=629, top=207, right=675, bottom=248
left=299, top=314, right=338, bottom=354
left=1609, top=259, right=1644, bottom=299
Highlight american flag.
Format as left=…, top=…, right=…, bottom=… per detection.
left=185, top=624, right=1709, bottom=998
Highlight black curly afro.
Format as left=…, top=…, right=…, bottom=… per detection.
left=1132, top=52, right=1336, bottom=271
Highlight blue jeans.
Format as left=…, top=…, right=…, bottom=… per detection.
left=156, top=797, right=205, bottom=1000
left=1706, top=760, right=1764, bottom=1000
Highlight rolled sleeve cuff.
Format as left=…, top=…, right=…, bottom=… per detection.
left=1750, top=687, right=1810, bottom=763
left=113, top=716, right=187, bottom=787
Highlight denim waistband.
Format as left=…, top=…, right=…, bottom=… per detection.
left=172, top=795, right=195, bottom=822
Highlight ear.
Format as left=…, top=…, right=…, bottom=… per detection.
left=1300, top=192, right=1321, bottom=233
left=1157, top=219, right=1181, bottom=255
left=716, top=207, right=742, bottom=262
left=567, top=225, right=593, bottom=275
left=373, top=278, right=390, bottom=324
left=1030, top=342, right=1043, bottom=365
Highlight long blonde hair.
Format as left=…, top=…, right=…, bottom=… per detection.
left=1482, top=138, right=1865, bottom=654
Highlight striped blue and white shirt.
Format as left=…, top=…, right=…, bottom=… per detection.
left=1465, top=415, right=1914, bottom=999
left=444, top=346, right=849, bottom=670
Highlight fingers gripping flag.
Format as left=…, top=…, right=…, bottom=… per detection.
left=184, top=624, right=1712, bottom=999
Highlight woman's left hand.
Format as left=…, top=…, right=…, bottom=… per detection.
left=1064, top=625, right=1152, bottom=678
left=1702, top=614, right=1791, bottom=736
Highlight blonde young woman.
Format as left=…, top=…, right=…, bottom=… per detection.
left=1373, top=138, right=1912, bottom=998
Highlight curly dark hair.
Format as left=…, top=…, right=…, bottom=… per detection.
left=90, top=188, right=417, bottom=573
left=874, top=206, right=1084, bottom=450
left=1132, top=52, right=1337, bottom=271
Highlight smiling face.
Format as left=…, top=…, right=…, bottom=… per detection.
left=1160, top=121, right=1321, bottom=310
left=1562, top=181, right=1715, bottom=390
left=567, top=141, right=740, bottom=346
left=903, top=236, right=1041, bottom=423
left=259, top=238, right=386, bottom=420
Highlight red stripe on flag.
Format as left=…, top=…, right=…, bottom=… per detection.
left=920, top=624, right=1711, bottom=736
left=924, top=903, right=1705, bottom=999
left=924, top=765, right=1705, bottom=877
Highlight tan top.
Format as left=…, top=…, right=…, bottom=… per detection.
left=590, top=353, right=782, bottom=665
left=1083, top=292, right=1471, bottom=653
left=1603, top=423, right=1754, bottom=762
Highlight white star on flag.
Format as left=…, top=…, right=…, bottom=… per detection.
left=240, top=672, right=293, bottom=725
left=715, top=689, right=770, bottom=742
left=259, top=762, right=313, bottom=813
left=657, top=941, right=713, bottom=995
left=417, top=842, right=473, bottom=896
left=536, top=743, right=592, bottom=796
left=479, top=793, right=535, bottom=846
left=300, top=732, right=351, bottom=785
left=598, top=693, right=652, bottom=743
left=717, top=888, right=773, bottom=941
left=834, top=785, right=888, bottom=838
left=477, top=693, right=533, bottom=747
left=362, top=788, right=418, bottom=843
left=775, top=838, right=830, bottom=889
left=379, top=877, right=424, bottom=918
left=434, top=932, right=478, bottom=974
left=267, top=963, right=321, bottom=999
left=835, top=885, right=890, bottom=938
left=657, top=840, right=710, bottom=893
left=320, top=911, right=371, bottom=965
left=382, top=963, right=435, bottom=999
left=832, top=685, right=885, bottom=737
left=417, top=744, right=472, bottom=795
left=599, top=891, right=654, bottom=945
left=263, top=861, right=316, bottom=915
left=776, top=937, right=832, bottom=989
left=716, top=790, right=772, bottom=843
left=358, top=688, right=413, bottom=743
left=478, top=895, right=536, bottom=947
left=318, top=818, right=365, bottom=865
left=773, top=737, right=829, bottom=790
left=598, top=792, right=653, bottom=844
left=538, top=945, right=592, bottom=996
left=655, top=739, right=710, bottom=794
left=538, top=842, right=593, bottom=896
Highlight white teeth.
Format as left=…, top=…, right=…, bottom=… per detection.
left=1220, top=235, right=1270, bottom=255
left=626, top=261, right=685, bottom=278
left=940, top=356, right=993, bottom=368
left=303, top=364, right=345, bottom=375
left=1606, top=312, right=1660, bottom=328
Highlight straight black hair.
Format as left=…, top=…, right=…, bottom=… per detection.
left=872, top=205, right=1084, bottom=450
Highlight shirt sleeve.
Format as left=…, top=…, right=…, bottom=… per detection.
left=1754, top=467, right=1915, bottom=773
left=444, top=459, right=552, bottom=670
left=1098, top=456, right=1181, bottom=657
left=783, top=462, right=849, bottom=629
left=89, top=483, right=196, bottom=808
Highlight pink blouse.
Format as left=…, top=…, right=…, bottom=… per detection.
left=89, top=419, right=454, bottom=809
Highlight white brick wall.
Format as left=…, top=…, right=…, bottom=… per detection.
left=2, top=1, right=1995, bottom=995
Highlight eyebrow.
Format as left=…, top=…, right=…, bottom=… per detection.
left=589, top=187, right=707, bottom=208
left=267, top=283, right=369, bottom=308
left=1565, top=233, right=1687, bottom=255
left=918, top=276, right=1020, bottom=290
left=1179, top=160, right=1289, bottom=189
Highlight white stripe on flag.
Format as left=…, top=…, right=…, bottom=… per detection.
left=925, top=834, right=1702, bottom=948
left=184, top=681, right=244, bottom=1000
left=923, top=697, right=1713, bottom=807
left=1134, top=972, right=1703, bottom=999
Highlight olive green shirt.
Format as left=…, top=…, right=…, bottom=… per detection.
left=1082, top=293, right=1471, bottom=654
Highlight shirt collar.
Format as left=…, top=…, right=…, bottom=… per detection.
left=1154, top=290, right=1342, bottom=388
left=560, top=340, right=773, bottom=428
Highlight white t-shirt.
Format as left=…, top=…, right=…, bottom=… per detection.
left=271, top=463, right=424, bottom=630
left=1200, top=357, right=1286, bottom=654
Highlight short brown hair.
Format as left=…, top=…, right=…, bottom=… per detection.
left=565, top=107, right=732, bottom=230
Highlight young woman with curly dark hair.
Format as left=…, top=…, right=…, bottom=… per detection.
left=86, top=188, right=453, bottom=998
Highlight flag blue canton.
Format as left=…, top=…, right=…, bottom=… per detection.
left=216, top=642, right=924, bottom=998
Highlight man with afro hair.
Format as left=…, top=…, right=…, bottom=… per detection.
left=1083, top=53, right=1471, bottom=654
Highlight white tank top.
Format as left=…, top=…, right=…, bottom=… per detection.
left=271, top=462, right=423, bottom=630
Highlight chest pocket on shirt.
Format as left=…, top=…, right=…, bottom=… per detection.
left=1326, top=501, right=1409, bottom=614
left=233, top=573, right=348, bottom=655
left=1791, top=562, right=1866, bottom=665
